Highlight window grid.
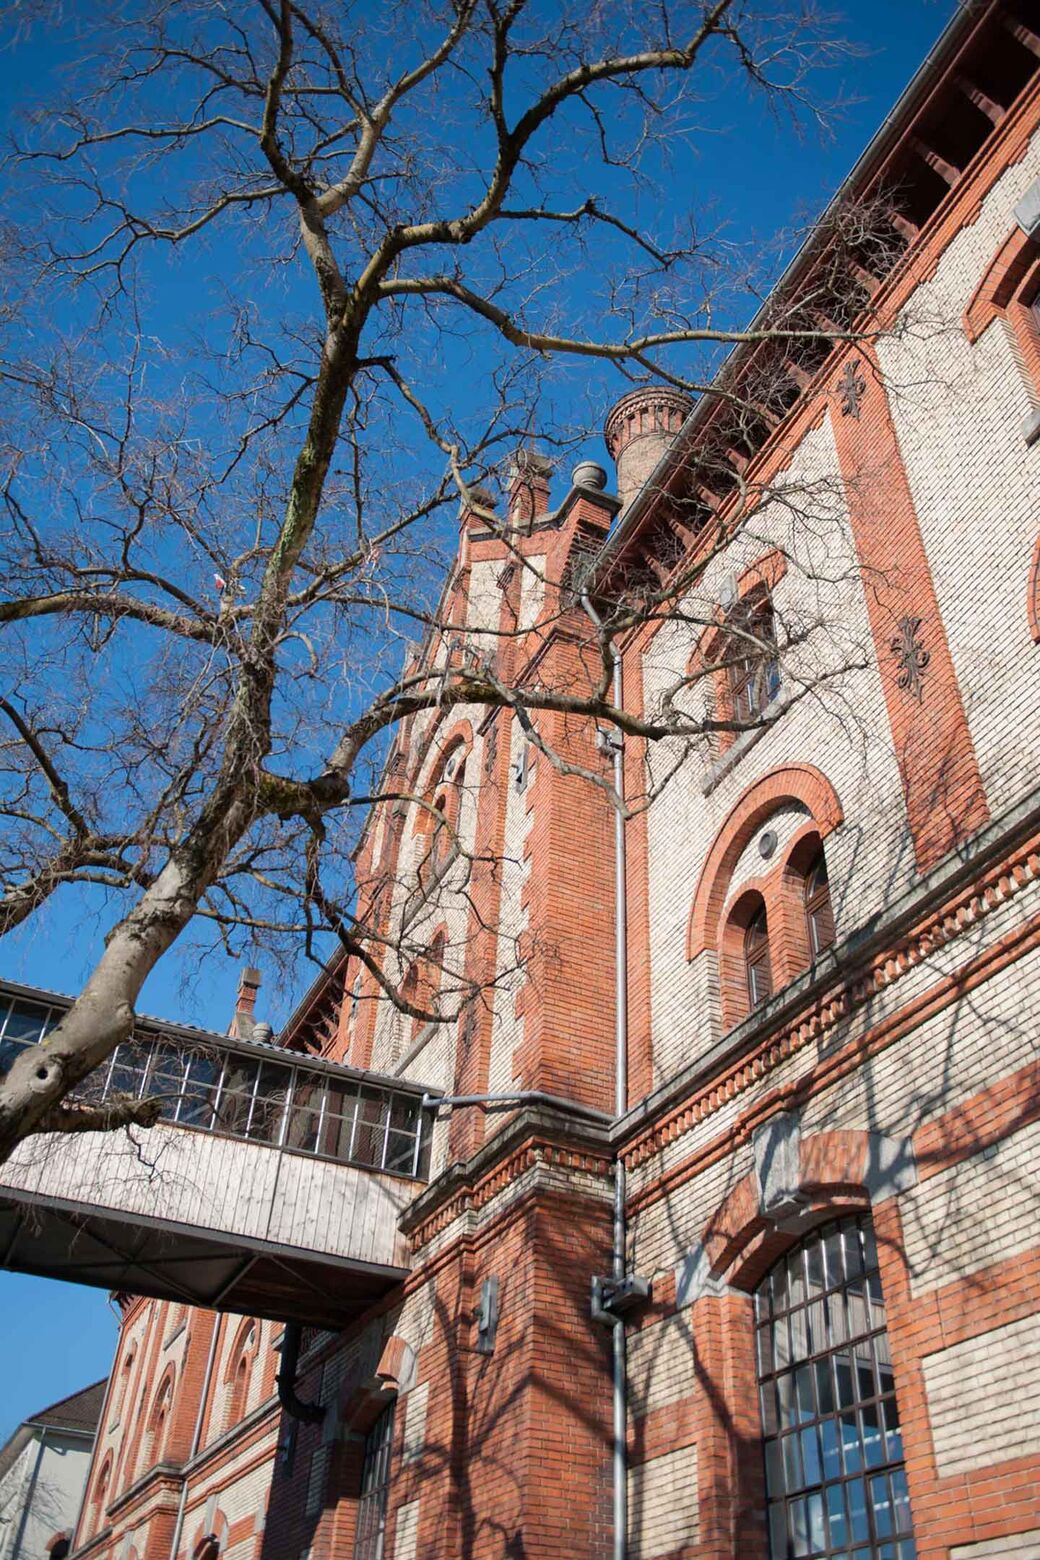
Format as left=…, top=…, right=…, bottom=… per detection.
left=728, top=599, right=782, bottom=722
left=0, top=992, right=431, bottom=1179
left=756, top=1215, right=915, bottom=1560
left=353, top=1401, right=395, bottom=1560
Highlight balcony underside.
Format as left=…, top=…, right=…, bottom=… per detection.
left=0, top=1121, right=419, bottom=1329
left=0, top=1191, right=406, bottom=1328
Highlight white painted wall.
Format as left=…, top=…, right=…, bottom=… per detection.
left=0, top=1429, right=94, bottom=1560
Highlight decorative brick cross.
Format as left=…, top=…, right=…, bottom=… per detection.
left=839, top=359, right=867, bottom=418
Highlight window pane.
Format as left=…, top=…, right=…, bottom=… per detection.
left=354, top=1401, right=395, bottom=1560
left=249, top=1062, right=293, bottom=1142
left=178, top=1053, right=222, bottom=1127
left=757, top=1215, right=916, bottom=1559
left=146, top=1046, right=187, bottom=1120
left=108, top=1043, right=150, bottom=1098
left=3, top=1000, right=52, bottom=1044
left=1, top=1001, right=57, bottom=1077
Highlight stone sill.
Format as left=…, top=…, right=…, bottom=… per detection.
left=700, top=695, right=784, bottom=796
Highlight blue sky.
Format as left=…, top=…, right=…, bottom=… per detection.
left=0, top=0, right=954, bottom=1445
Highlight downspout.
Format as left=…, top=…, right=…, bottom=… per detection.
left=421, top=1089, right=611, bottom=1125
left=276, top=1323, right=325, bottom=1425
left=581, top=592, right=629, bottom=1560
left=10, top=1429, right=47, bottom=1560
left=167, top=1315, right=221, bottom=1560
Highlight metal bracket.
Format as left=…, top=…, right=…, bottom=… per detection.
left=476, top=1275, right=500, bottom=1355
left=591, top=1273, right=652, bottom=1326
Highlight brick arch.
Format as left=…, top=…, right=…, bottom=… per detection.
left=408, top=714, right=475, bottom=798
left=687, top=765, right=844, bottom=960
left=341, top=1332, right=415, bottom=1434
left=736, top=546, right=788, bottom=599
left=718, top=885, right=770, bottom=1031
left=963, top=225, right=1038, bottom=343
left=683, top=1127, right=908, bottom=1301
left=223, top=1317, right=259, bottom=1428
left=411, top=720, right=474, bottom=841
left=190, top=1509, right=229, bottom=1560
left=89, top=1450, right=113, bottom=1533
left=148, top=1364, right=176, bottom=1430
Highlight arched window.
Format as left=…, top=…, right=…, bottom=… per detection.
left=727, top=593, right=781, bottom=724
left=353, top=1400, right=395, bottom=1560
left=745, top=902, right=773, bottom=1010
left=146, top=1375, right=173, bottom=1468
left=112, top=1346, right=135, bottom=1427
left=804, top=847, right=836, bottom=959
left=756, top=1214, right=915, bottom=1560
left=226, top=1321, right=256, bottom=1428
left=431, top=788, right=454, bottom=873
left=194, top=1537, right=220, bottom=1560
left=92, top=1455, right=112, bottom=1525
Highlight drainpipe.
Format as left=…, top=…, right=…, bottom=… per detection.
left=582, top=592, right=629, bottom=1560
left=167, top=1315, right=221, bottom=1560
left=276, top=1324, right=325, bottom=1425
left=421, top=1090, right=611, bottom=1125
left=10, top=1428, right=47, bottom=1560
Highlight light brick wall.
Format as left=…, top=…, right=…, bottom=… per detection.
left=488, top=710, right=535, bottom=1095
left=952, top=1529, right=1040, bottom=1558
left=401, top=1380, right=429, bottom=1463
left=881, top=127, right=1040, bottom=819
left=924, top=1312, right=1040, bottom=1476
left=393, top=1498, right=420, bottom=1560
left=642, top=414, right=914, bottom=1086
left=628, top=1444, right=698, bottom=1557
left=627, top=1312, right=697, bottom=1418
left=901, top=1116, right=1040, bottom=1295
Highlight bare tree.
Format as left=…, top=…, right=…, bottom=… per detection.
left=0, top=0, right=895, bottom=1157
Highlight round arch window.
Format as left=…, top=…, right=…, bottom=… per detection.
left=745, top=902, right=773, bottom=1010
left=756, top=1213, right=915, bottom=1559
left=804, top=847, right=836, bottom=959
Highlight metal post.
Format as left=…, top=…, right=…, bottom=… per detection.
left=410, top=1104, right=423, bottom=1179
left=9, top=1429, right=47, bottom=1560
left=167, top=1315, right=222, bottom=1560
left=583, top=591, right=630, bottom=1560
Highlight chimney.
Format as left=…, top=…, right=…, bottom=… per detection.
left=603, top=387, right=694, bottom=512
left=230, top=965, right=262, bottom=1040
left=507, top=447, right=553, bottom=531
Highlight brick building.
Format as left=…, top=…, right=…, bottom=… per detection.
left=60, top=3, right=1040, bottom=1557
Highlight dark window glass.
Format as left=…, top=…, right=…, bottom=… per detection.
left=145, top=1045, right=189, bottom=1121
left=354, top=1089, right=391, bottom=1169
left=248, top=1062, right=293, bottom=1142
left=214, top=1057, right=258, bottom=1134
left=107, top=1043, right=151, bottom=1099
left=353, top=1401, right=395, bottom=1560
left=0, top=998, right=52, bottom=1074
left=757, top=1214, right=916, bottom=1560
left=285, top=1075, right=324, bottom=1153
left=728, top=598, right=781, bottom=722
left=178, top=1053, right=222, bottom=1127
left=745, top=903, right=773, bottom=1010
left=805, top=848, right=836, bottom=959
